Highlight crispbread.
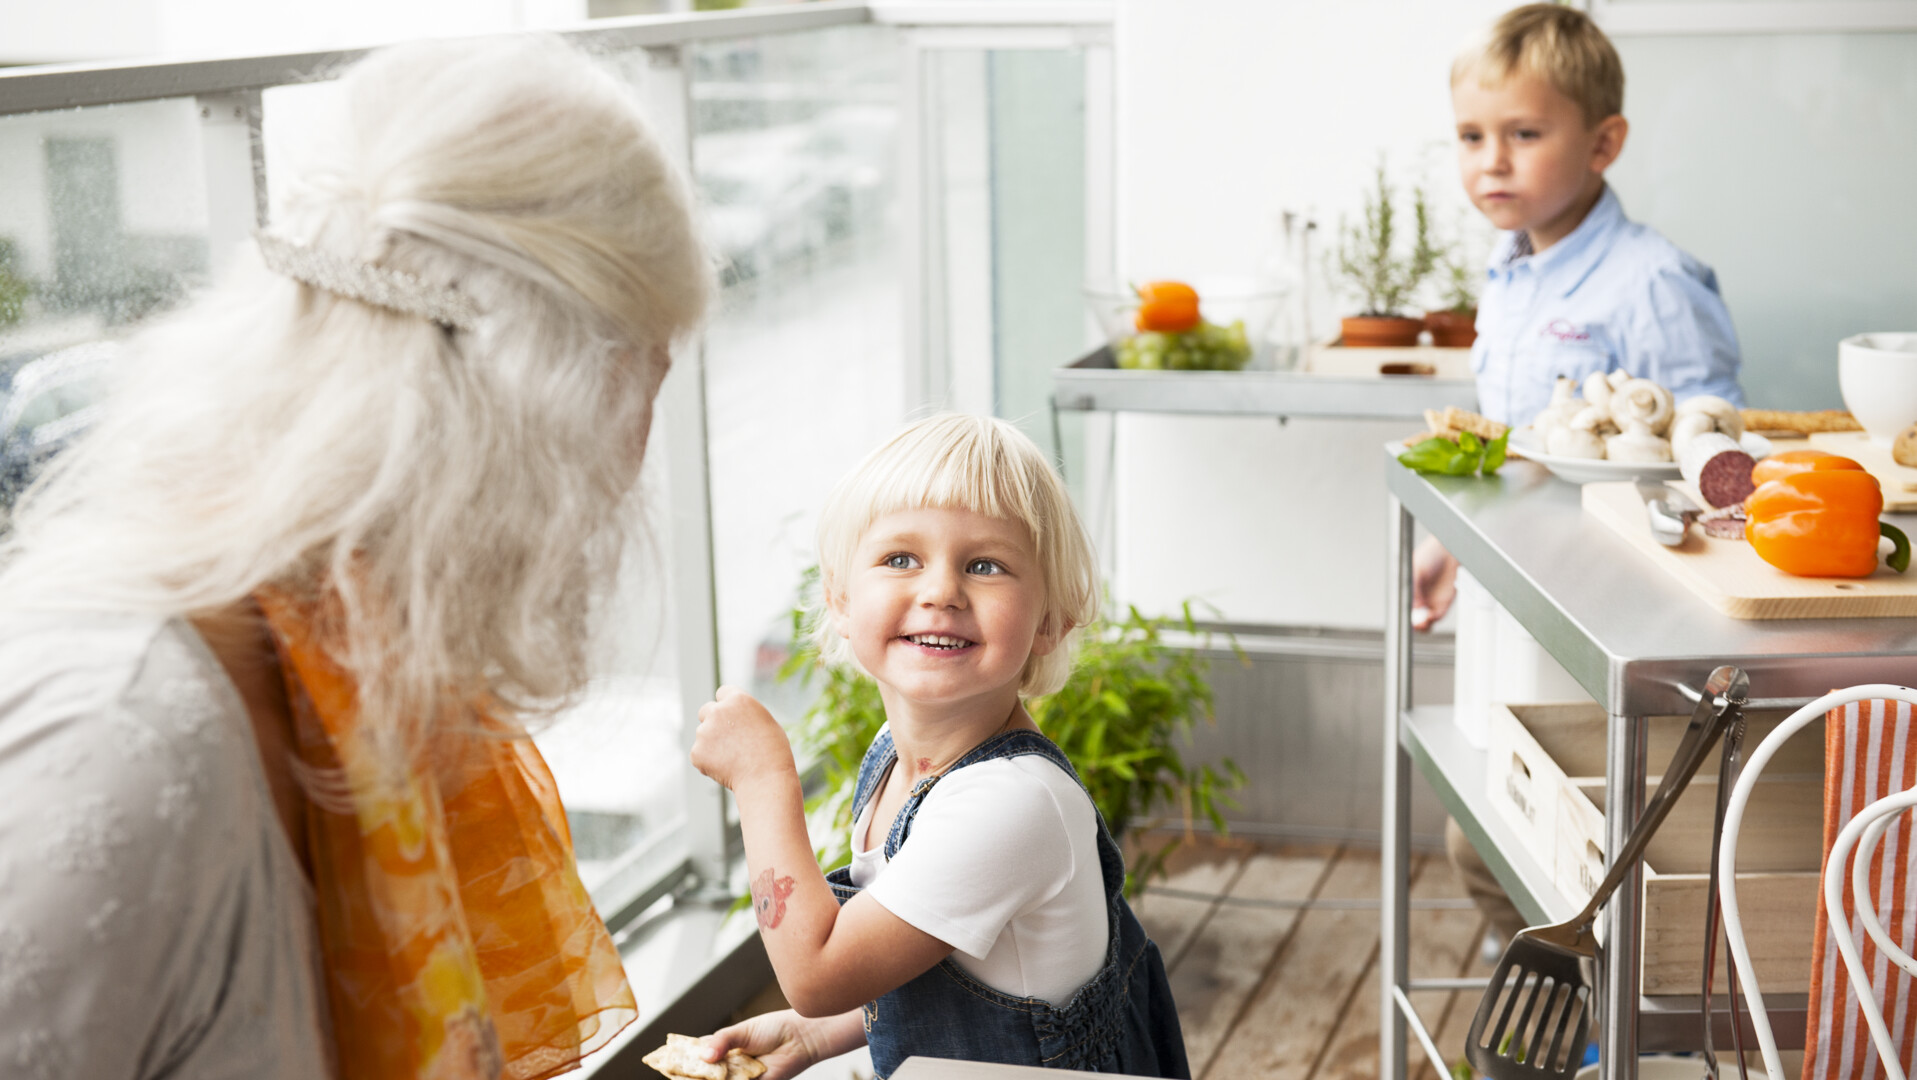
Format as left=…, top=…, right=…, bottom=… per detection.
left=641, top=1034, right=726, bottom=1080
left=1739, top=408, right=1863, bottom=435
left=724, top=1048, right=768, bottom=1080
left=1440, top=406, right=1508, bottom=441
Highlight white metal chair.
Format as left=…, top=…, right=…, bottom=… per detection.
left=1719, top=685, right=1917, bottom=1080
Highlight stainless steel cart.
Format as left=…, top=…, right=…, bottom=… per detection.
left=1380, top=450, right=1917, bottom=1080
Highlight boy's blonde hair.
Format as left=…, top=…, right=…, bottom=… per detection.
left=815, top=413, right=1098, bottom=698
left=1452, top=3, right=1624, bottom=127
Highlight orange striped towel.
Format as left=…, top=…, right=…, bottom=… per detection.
left=1806, top=698, right=1917, bottom=1079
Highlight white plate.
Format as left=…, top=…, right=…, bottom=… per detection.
left=1510, top=428, right=1774, bottom=484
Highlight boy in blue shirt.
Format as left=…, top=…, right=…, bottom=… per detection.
left=1414, top=2, right=1745, bottom=630
left=1416, top=3, right=1747, bottom=953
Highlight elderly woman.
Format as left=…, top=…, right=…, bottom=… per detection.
left=0, top=34, right=709, bottom=1080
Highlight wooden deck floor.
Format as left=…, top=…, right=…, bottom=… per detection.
left=1132, top=838, right=1485, bottom=1080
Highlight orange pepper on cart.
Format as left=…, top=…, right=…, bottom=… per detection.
left=1745, top=460, right=1911, bottom=578
left=1749, top=447, right=1867, bottom=487
left=1133, top=280, right=1201, bottom=333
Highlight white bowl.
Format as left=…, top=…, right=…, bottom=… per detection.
left=1838, top=332, right=1917, bottom=446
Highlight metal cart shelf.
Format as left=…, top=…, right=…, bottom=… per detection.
left=1051, top=344, right=1477, bottom=420
left=1381, top=451, right=1917, bottom=1080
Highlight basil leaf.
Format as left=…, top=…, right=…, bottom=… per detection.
left=1482, top=430, right=1510, bottom=474
left=1440, top=446, right=1483, bottom=476
left=1457, top=430, right=1482, bottom=454
left=1396, top=438, right=1462, bottom=474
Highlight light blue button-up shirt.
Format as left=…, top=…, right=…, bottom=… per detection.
left=1471, top=185, right=1745, bottom=427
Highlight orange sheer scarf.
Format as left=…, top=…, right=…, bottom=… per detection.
left=258, top=589, right=636, bottom=1080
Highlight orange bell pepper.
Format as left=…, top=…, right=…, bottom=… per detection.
left=1745, top=463, right=1911, bottom=578
left=1749, top=448, right=1867, bottom=487
left=1133, top=280, right=1201, bottom=333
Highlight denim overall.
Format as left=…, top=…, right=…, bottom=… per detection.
left=826, top=728, right=1191, bottom=1079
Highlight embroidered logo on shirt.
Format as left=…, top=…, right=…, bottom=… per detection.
left=1542, top=319, right=1591, bottom=343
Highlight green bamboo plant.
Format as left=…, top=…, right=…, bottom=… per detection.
left=779, top=568, right=1245, bottom=895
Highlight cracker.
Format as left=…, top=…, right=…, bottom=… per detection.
left=641, top=1034, right=726, bottom=1080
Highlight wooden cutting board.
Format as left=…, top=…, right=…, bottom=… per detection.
left=1808, top=431, right=1917, bottom=511
left=1583, top=480, right=1917, bottom=619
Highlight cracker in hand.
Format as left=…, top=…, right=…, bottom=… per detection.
left=642, top=1034, right=727, bottom=1080
left=722, top=1048, right=767, bottom=1080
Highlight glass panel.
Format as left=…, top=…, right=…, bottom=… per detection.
left=532, top=441, right=688, bottom=894
left=0, top=98, right=211, bottom=511
left=923, top=48, right=1091, bottom=487
left=690, top=25, right=906, bottom=705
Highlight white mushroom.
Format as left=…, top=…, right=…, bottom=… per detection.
left=1531, top=398, right=1586, bottom=435
left=1673, top=394, right=1744, bottom=443
left=1570, top=404, right=1618, bottom=436
left=1549, top=376, right=1579, bottom=407
left=1548, top=424, right=1607, bottom=459
left=1605, top=419, right=1674, bottom=463
left=1610, top=378, right=1676, bottom=436
left=1582, top=371, right=1614, bottom=416
left=1608, top=369, right=1634, bottom=391
left=1669, top=411, right=1717, bottom=456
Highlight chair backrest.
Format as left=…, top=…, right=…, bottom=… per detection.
left=1718, top=685, right=1917, bottom=1080
left=1807, top=697, right=1917, bottom=1080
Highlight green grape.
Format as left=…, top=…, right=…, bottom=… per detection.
left=1121, top=321, right=1253, bottom=371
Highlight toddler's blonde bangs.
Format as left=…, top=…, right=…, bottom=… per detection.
left=1452, top=3, right=1623, bottom=127
left=814, top=414, right=1098, bottom=697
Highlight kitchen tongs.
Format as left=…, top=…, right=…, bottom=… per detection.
left=1464, top=665, right=1750, bottom=1080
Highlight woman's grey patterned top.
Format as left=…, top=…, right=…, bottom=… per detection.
left=0, top=610, right=333, bottom=1080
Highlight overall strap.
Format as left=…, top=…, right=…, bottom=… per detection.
left=847, top=728, right=898, bottom=825
left=882, top=728, right=1085, bottom=859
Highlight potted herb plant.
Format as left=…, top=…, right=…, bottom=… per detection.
left=1424, top=247, right=1479, bottom=348
left=1332, top=161, right=1440, bottom=348
left=779, top=571, right=1244, bottom=895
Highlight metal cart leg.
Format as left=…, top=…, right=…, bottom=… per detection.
left=1599, top=710, right=1647, bottom=1080
left=1381, top=495, right=1414, bottom=1080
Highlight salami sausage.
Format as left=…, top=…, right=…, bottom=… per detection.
left=1678, top=432, right=1756, bottom=508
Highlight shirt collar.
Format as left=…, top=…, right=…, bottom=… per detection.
left=1486, top=184, right=1625, bottom=296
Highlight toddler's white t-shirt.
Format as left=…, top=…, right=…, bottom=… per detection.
left=848, top=747, right=1109, bottom=1005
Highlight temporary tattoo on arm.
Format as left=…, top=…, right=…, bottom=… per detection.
left=752, top=867, right=796, bottom=930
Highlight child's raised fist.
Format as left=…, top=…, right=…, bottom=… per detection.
left=690, top=686, right=796, bottom=792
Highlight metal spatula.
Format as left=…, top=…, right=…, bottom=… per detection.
left=1464, top=665, right=1749, bottom=1080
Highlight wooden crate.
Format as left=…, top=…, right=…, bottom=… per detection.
left=1484, top=703, right=1593, bottom=870
left=1496, top=702, right=1825, bottom=996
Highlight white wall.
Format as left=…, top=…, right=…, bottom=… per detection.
left=1110, top=0, right=1509, bottom=629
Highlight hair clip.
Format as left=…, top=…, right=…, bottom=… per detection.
left=255, top=231, right=482, bottom=333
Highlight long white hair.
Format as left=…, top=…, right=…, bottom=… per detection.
left=0, top=34, right=711, bottom=749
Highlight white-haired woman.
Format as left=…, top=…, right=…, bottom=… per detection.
left=0, top=34, right=709, bottom=1080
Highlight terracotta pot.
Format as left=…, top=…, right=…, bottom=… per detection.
left=1340, top=315, right=1424, bottom=348
left=1425, top=308, right=1479, bottom=348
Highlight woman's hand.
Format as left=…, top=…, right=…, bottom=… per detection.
left=690, top=686, right=797, bottom=792
left=697, top=1009, right=864, bottom=1080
